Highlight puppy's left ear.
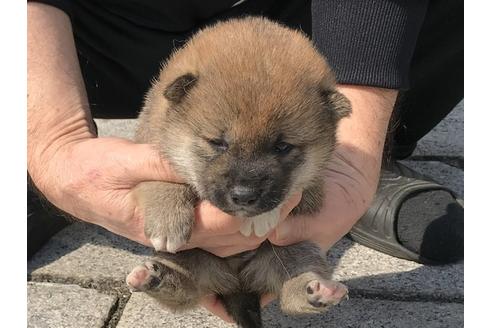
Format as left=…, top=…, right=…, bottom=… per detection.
left=163, top=73, right=198, bottom=104
left=321, top=88, right=352, bottom=121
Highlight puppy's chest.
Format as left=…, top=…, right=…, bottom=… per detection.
left=225, top=249, right=258, bottom=273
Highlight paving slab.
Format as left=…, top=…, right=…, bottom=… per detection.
left=401, top=160, right=464, bottom=198
left=28, top=221, right=463, bottom=301
left=328, top=238, right=463, bottom=301
left=28, top=223, right=152, bottom=287
left=94, top=118, right=137, bottom=140
left=117, top=292, right=462, bottom=328
left=27, top=282, right=117, bottom=328
left=262, top=298, right=463, bottom=328
left=117, top=292, right=235, bottom=328
left=412, top=100, right=464, bottom=158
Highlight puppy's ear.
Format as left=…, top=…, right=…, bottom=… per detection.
left=320, top=88, right=352, bottom=121
left=163, top=73, right=198, bottom=103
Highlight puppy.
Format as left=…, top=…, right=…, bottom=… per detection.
left=126, top=17, right=351, bottom=328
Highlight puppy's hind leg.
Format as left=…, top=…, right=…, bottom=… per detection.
left=126, top=257, right=199, bottom=311
left=127, top=249, right=239, bottom=312
left=241, top=241, right=348, bottom=316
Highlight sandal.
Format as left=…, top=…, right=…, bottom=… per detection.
left=348, top=162, right=463, bottom=264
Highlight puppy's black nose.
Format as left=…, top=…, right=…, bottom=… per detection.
left=230, top=186, right=260, bottom=206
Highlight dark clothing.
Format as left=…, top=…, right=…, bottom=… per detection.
left=29, top=0, right=463, bottom=148
left=30, top=0, right=311, bottom=118
left=392, top=0, right=463, bottom=151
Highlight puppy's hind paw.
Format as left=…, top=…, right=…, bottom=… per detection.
left=280, top=272, right=349, bottom=315
left=126, top=261, right=163, bottom=292
left=306, top=279, right=348, bottom=308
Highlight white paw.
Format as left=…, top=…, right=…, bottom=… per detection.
left=150, top=237, right=166, bottom=252
left=239, top=207, right=281, bottom=237
left=150, top=236, right=186, bottom=253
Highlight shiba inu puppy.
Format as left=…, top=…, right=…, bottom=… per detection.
left=126, top=17, right=351, bottom=328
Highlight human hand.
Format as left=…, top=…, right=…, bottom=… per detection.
left=28, top=4, right=181, bottom=245
left=268, top=144, right=380, bottom=252
left=29, top=136, right=183, bottom=246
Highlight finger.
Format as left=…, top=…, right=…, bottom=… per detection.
left=268, top=215, right=312, bottom=246
left=193, top=201, right=242, bottom=235
left=127, top=143, right=183, bottom=184
left=260, top=293, right=277, bottom=307
left=279, top=192, right=303, bottom=220
left=199, top=294, right=234, bottom=323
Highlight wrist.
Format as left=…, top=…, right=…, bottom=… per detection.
left=336, top=85, right=396, bottom=149
left=27, top=111, right=95, bottom=197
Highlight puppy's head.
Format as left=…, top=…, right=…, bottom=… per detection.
left=143, top=18, right=351, bottom=217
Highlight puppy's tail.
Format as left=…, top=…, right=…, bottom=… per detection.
left=219, top=292, right=262, bottom=328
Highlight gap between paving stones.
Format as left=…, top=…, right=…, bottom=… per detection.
left=102, top=296, right=125, bottom=328
left=28, top=272, right=463, bottom=303
left=105, top=294, right=131, bottom=328
left=28, top=270, right=463, bottom=312
left=27, top=275, right=130, bottom=328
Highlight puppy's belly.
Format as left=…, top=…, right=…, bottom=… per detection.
left=239, top=207, right=281, bottom=237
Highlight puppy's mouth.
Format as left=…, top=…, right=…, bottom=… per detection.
left=207, top=197, right=281, bottom=218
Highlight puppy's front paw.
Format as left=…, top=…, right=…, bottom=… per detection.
left=148, top=227, right=190, bottom=253
left=143, top=200, right=195, bottom=253
left=137, top=182, right=197, bottom=253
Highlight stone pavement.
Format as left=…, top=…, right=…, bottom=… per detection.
left=27, top=101, right=464, bottom=327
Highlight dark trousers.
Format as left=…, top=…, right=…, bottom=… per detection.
left=390, top=0, right=463, bottom=158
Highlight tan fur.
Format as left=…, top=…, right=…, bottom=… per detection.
left=136, top=17, right=341, bottom=190
left=129, top=17, right=351, bottom=327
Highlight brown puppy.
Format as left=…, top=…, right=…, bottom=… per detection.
left=126, top=17, right=351, bottom=328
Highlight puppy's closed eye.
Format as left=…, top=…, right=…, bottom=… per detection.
left=273, top=141, right=295, bottom=155
left=206, top=138, right=229, bottom=151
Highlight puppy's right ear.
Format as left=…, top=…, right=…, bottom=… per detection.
left=163, top=73, right=198, bottom=104
left=324, top=90, right=352, bottom=121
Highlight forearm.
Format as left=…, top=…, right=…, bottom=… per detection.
left=27, top=3, right=95, bottom=187
left=335, top=85, right=397, bottom=189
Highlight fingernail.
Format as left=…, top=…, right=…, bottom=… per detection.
left=275, top=223, right=291, bottom=241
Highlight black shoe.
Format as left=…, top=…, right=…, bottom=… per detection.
left=349, top=162, right=464, bottom=265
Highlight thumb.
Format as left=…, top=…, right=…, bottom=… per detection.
left=268, top=214, right=312, bottom=246
left=126, top=143, right=184, bottom=184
